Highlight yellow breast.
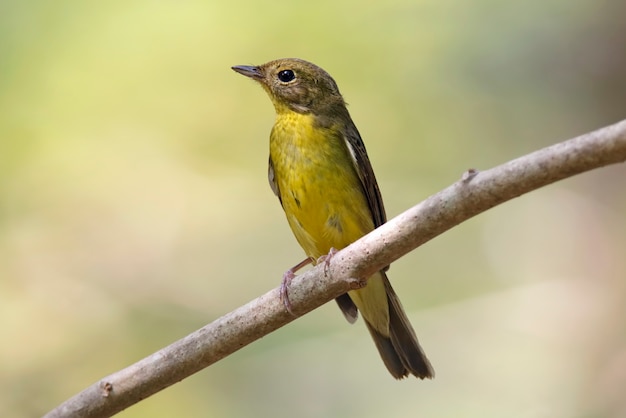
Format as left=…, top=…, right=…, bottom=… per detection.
left=269, top=111, right=375, bottom=259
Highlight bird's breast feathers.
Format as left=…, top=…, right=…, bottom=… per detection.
left=269, top=111, right=374, bottom=258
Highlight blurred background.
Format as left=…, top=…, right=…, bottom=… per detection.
left=1, top=0, right=625, bottom=417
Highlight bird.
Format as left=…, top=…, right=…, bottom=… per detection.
left=232, top=58, right=434, bottom=379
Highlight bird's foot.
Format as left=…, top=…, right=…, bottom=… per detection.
left=280, top=257, right=314, bottom=315
left=317, top=247, right=338, bottom=277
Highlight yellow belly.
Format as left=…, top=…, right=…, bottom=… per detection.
left=270, top=110, right=390, bottom=335
left=269, top=111, right=375, bottom=259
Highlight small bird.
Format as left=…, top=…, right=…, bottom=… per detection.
left=232, top=58, right=434, bottom=379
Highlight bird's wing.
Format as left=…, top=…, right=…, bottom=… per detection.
left=268, top=156, right=282, bottom=204
left=342, top=121, right=387, bottom=228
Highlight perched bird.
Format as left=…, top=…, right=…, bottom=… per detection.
left=232, top=58, right=434, bottom=379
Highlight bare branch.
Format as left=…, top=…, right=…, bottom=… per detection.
left=44, top=119, right=626, bottom=418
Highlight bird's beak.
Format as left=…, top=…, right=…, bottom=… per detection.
left=232, top=65, right=263, bottom=80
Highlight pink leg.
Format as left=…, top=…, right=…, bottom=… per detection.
left=317, top=247, right=338, bottom=275
left=280, top=257, right=314, bottom=315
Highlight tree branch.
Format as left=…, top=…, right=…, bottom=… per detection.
left=44, top=119, right=626, bottom=418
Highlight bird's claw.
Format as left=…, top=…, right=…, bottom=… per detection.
left=280, top=257, right=314, bottom=316
left=280, top=269, right=296, bottom=315
left=317, top=247, right=338, bottom=277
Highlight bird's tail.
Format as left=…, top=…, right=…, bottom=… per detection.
left=363, top=273, right=434, bottom=379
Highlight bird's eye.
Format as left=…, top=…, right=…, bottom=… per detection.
left=277, top=69, right=295, bottom=82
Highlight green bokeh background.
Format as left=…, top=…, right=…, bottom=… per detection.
left=2, top=1, right=626, bottom=417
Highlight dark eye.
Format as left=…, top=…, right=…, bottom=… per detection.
left=277, top=69, right=295, bottom=82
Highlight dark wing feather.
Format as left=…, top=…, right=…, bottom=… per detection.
left=268, top=156, right=282, bottom=204
left=342, top=120, right=389, bottom=272
left=342, top=120, right=387, bottom=229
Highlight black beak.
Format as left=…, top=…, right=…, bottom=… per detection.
left=232, top=65, right=263, bottom=80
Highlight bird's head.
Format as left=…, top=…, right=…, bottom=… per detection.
left=232, top=58, right=346, bottom=115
